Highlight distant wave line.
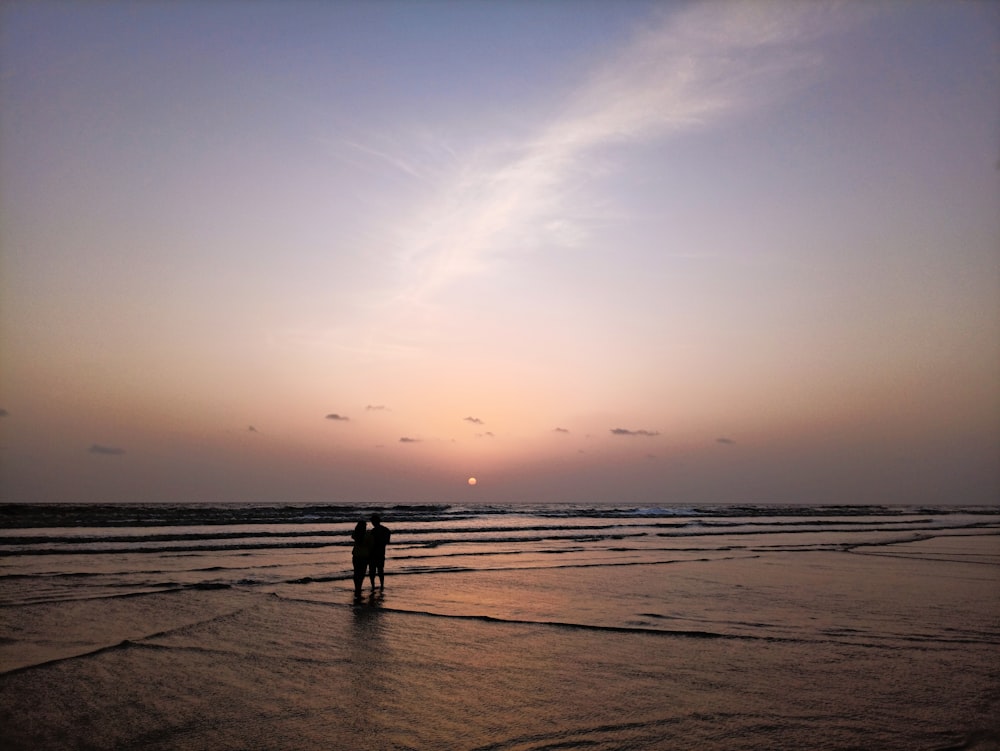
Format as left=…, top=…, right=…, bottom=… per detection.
left=6, top=521, right=981, bottom=557
left=0, top=522, right=647, bottom=546
left=0, top=531, right=653, bottom=556
left=0, top=540, right=346, bottom=557
left=4, top=503, right=997, bottom=531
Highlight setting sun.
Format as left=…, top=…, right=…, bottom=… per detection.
left=468, top=477, right=477, bottom=486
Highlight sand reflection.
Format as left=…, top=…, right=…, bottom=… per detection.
left=346, top=593, right=394, bottom=720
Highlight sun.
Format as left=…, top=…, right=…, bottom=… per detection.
left=467, top=476, right=477, bottom=486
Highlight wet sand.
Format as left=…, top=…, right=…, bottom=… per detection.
left=2, top=538, right=998, bottom=750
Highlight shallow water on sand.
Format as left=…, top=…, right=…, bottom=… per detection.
left=1, top=503, right=998, bottom=750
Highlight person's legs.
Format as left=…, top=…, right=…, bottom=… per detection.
left=353, top=557, right=366, bottom=596
left=371, top=556, right=385, bottom=589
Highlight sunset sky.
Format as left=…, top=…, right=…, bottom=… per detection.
left=2, top=1, right=998, bottom=505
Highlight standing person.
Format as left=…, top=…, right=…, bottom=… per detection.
left=368, top=513, right=391, bottom=591
left=350, top=520, right=370, bottom=598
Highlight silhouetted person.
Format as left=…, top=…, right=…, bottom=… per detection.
left=351, top=520, right=371, bottom=598
left=368, top=513, right=391, bottom=590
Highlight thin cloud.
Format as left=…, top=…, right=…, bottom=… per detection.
left=366, top=405, right=389, bottom=411
left=464, top=416, right=484, bottom=425
left=248, top=425, right=258, bottom=433
left=89, top=444, right=125, bottom=456
left=610, top=428, right=660, bottom=437
left=390, top=3, right=847, bottom=303
left=325, top=413, right=350, bottom=421
left=554, top=427, right=570, bottom=433
left=0, top=408, right=8, bottom=417
left=344, top=139, right=424, bottom=180
left=717, top=437, right=736, bottom=445
left=399, top=437, right=421, bottom=443
left=477, top=432, right=495, bottom=439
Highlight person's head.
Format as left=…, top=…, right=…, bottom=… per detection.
left=354, top=520, right=366, bottom=535
left=370, top=513, right=381, bottom=526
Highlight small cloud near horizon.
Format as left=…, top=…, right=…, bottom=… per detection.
left=325, top=413, right=350, bottom=421
left=477, top=432, right=495, bottom=438
left=610, top=428, right=660, bottom=437
left=0, top=409, right=8, bottom=417
left=717, top=437, right=736, bottom=445
left=463, top=416, right=484, bottom=425
left=366, top=405, right=388, bottom=411
left=248, top=425, right=258, bottom=433
left=554, top=427, right=570, bottom=433
left=399, top=436, right=421, bottom=443
left=89, top=444, right=125, bottom=456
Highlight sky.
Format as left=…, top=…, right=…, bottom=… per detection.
left=1, top=0, right=998, bottom=505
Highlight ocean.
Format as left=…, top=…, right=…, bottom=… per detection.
left=1, top=502, right=998, bottom=750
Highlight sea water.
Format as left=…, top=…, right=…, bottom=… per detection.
left=1, top=502, right=998, bottom=750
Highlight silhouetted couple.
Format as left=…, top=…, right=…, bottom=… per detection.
left=351, top=513, right=391, bottom=598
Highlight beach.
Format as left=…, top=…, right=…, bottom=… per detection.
left=1, top=503, right=998, bottom=750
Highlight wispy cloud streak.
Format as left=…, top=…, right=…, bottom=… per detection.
left=392, top=2, right=850, bottom=301
left=344, top=140, right=424, bottom=179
